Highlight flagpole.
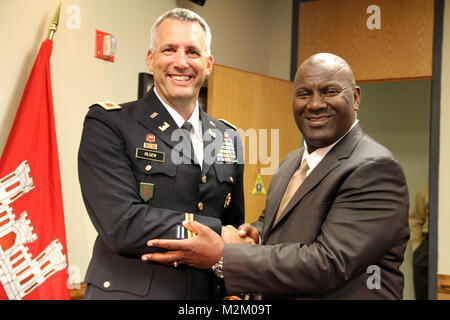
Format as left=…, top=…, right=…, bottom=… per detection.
left=47, top=1, right=61, bottom=40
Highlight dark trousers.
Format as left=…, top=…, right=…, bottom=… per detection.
left=413, top=234, right=428, bottom=300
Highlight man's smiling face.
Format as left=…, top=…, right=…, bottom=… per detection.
left=147, top=18, right=213, bottom=109
left=293, top=54, right=361, bottom=153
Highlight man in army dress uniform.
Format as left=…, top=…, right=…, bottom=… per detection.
left=78, top=8, right=245, bottom=299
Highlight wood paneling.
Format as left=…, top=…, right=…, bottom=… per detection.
left=297, top=0, right=434, bottom=82
left=69, top=282, right=86, bottom=300
left=207, top=65, right=300, bottom=223
left=438, top=274, right=450, bottom=300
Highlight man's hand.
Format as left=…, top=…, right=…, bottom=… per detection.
left=142, top=220, right=224, bottom=269
left=237, top=223, right=260, bottom=244
left=222, top=225, right=256, bottom=244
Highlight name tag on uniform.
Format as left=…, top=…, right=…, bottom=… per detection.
left=136, top=148, right=165, bottom=162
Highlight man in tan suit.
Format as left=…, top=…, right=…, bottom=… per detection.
left=141, top=53, right=410, bottom=299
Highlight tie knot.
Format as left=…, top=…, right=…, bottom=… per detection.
left=181, top=122, right=193, bottom=131
left=300, top=158, right=309, bottom=173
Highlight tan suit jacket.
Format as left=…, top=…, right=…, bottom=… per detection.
left=223, top=124, right=410, bottom=299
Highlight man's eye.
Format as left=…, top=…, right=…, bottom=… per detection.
left=162, top=48, right=175, bottom=54
left=187, top=50, right=200, bottom=57
left=297, top=91, right=311, bottom=98
left=323, top=89, right=340, bottom=96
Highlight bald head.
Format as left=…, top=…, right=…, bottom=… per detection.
left=296, top=53, right=356, bottom=88
left=292, top=53, right=361, bottom=152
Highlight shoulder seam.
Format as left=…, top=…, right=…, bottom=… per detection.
left=219, top=119, right=237, bottom=130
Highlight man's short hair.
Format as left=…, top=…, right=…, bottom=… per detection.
left=150, top=8, right=212, bottom=57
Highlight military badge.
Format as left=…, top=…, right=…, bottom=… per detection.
left=216, top=136, right=237, bottom=163
left=146, top=134, right=155, bottom=143
left=158, top=122, right=170, bottom=132
left=143, top=142, right=157, bottom=150
left=150, top=112, right=159, bottom=119
left=92, top=101, right=121, bottom=110
left=176, top=213, right=197, bottom=239
left=208, top=128, right=216, bottom=139
left=224, top=193, right=231, bottom=208
left=184, top=213, right=197, bottom=238
left=140, top=182, right=154, bottom=202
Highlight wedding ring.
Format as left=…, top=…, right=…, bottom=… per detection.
left=173, top=261, right=179, bottom=268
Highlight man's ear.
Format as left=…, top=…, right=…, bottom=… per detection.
left=353, top=86, right=361, bottom=111
left=205, top=55, right=214, bottom=76
left=146, top=50, right=154, bottom=73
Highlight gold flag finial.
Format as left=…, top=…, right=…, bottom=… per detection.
left=47, top=2, right=61, bottom=40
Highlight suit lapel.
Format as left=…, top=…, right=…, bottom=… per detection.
left=137, top=88, right=202, bottom=164
left=269, top=124, right=365, bottom=231
left=137, top=88, right=179, bottom=149
left=263, top=149, right=303, bottom=236
left=200, top=111, right=221, bottom=175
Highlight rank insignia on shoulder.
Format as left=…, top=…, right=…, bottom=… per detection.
left=219, top=119, right=237, bottom=130
left=92, top=101, right=122, bottom=110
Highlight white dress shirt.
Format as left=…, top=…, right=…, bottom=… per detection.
left=302, top=119, right=359, bottom=176
left=153, top=87, right=204, bottom=168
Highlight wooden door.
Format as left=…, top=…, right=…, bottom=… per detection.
left=297, top=0, right=434, bottom=82
left=207, top=65, right=301, bottom=223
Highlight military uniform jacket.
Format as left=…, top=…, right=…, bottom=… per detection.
left=78, top=88, right=244, bottom=299
left=223, top=124, right=410, bottom=299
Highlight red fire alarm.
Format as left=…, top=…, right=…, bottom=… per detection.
left=95, top=29, right=116, bottom=62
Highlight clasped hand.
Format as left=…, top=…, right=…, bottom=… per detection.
left=141, top=221, right=259, bottom=269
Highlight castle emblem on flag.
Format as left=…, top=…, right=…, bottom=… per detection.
left=0, top=161, right=67, bottom=300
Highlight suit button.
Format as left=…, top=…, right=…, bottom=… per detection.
left=198, top=202, right=204, bottom=211
left=145, top=165, right=152, bottom=172
left=201, top=175, right=207, bottom=184
left=229, top=177, right=234, bottom=183
left=103, top=281, right=111, bottom=288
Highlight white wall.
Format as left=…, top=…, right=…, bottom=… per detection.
left=0, top=0, right=292, bottom=284
left=178, top=0, right=292, bottom=79
left=439, top=0, right=450, bottom=276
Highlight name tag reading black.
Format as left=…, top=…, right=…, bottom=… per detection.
left=136, top=148, right=165, bottom=162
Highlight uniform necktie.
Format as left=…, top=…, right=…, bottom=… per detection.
left=181, top=122, right=198, bottom=164
left=274, top=158, right=309, bottom=222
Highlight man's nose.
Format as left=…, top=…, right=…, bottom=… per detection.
left=174, top=50, right=188, bottom=68
left=308, top=92, right=326, bottom=110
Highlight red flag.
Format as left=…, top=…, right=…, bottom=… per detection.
left=0, top=39, right=69, bottom=300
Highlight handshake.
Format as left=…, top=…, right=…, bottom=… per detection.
left=142, top=221, right=260, bottom=269
left=221, top=224, right=259, bottom=245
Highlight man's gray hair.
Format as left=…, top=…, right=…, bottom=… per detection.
left=150, top=8, right=212, bottom=57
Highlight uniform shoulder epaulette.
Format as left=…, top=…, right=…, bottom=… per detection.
left=90, top=101, right=122, bottom=110
left=219, top=119, right=237, bottom=130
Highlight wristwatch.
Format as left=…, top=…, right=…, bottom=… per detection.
left=212, top=256, right=224, bottom=278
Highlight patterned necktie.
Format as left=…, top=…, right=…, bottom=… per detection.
left=181, top=122, right=197, bottom=164
left=274, top=158, right=309, bottom=222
